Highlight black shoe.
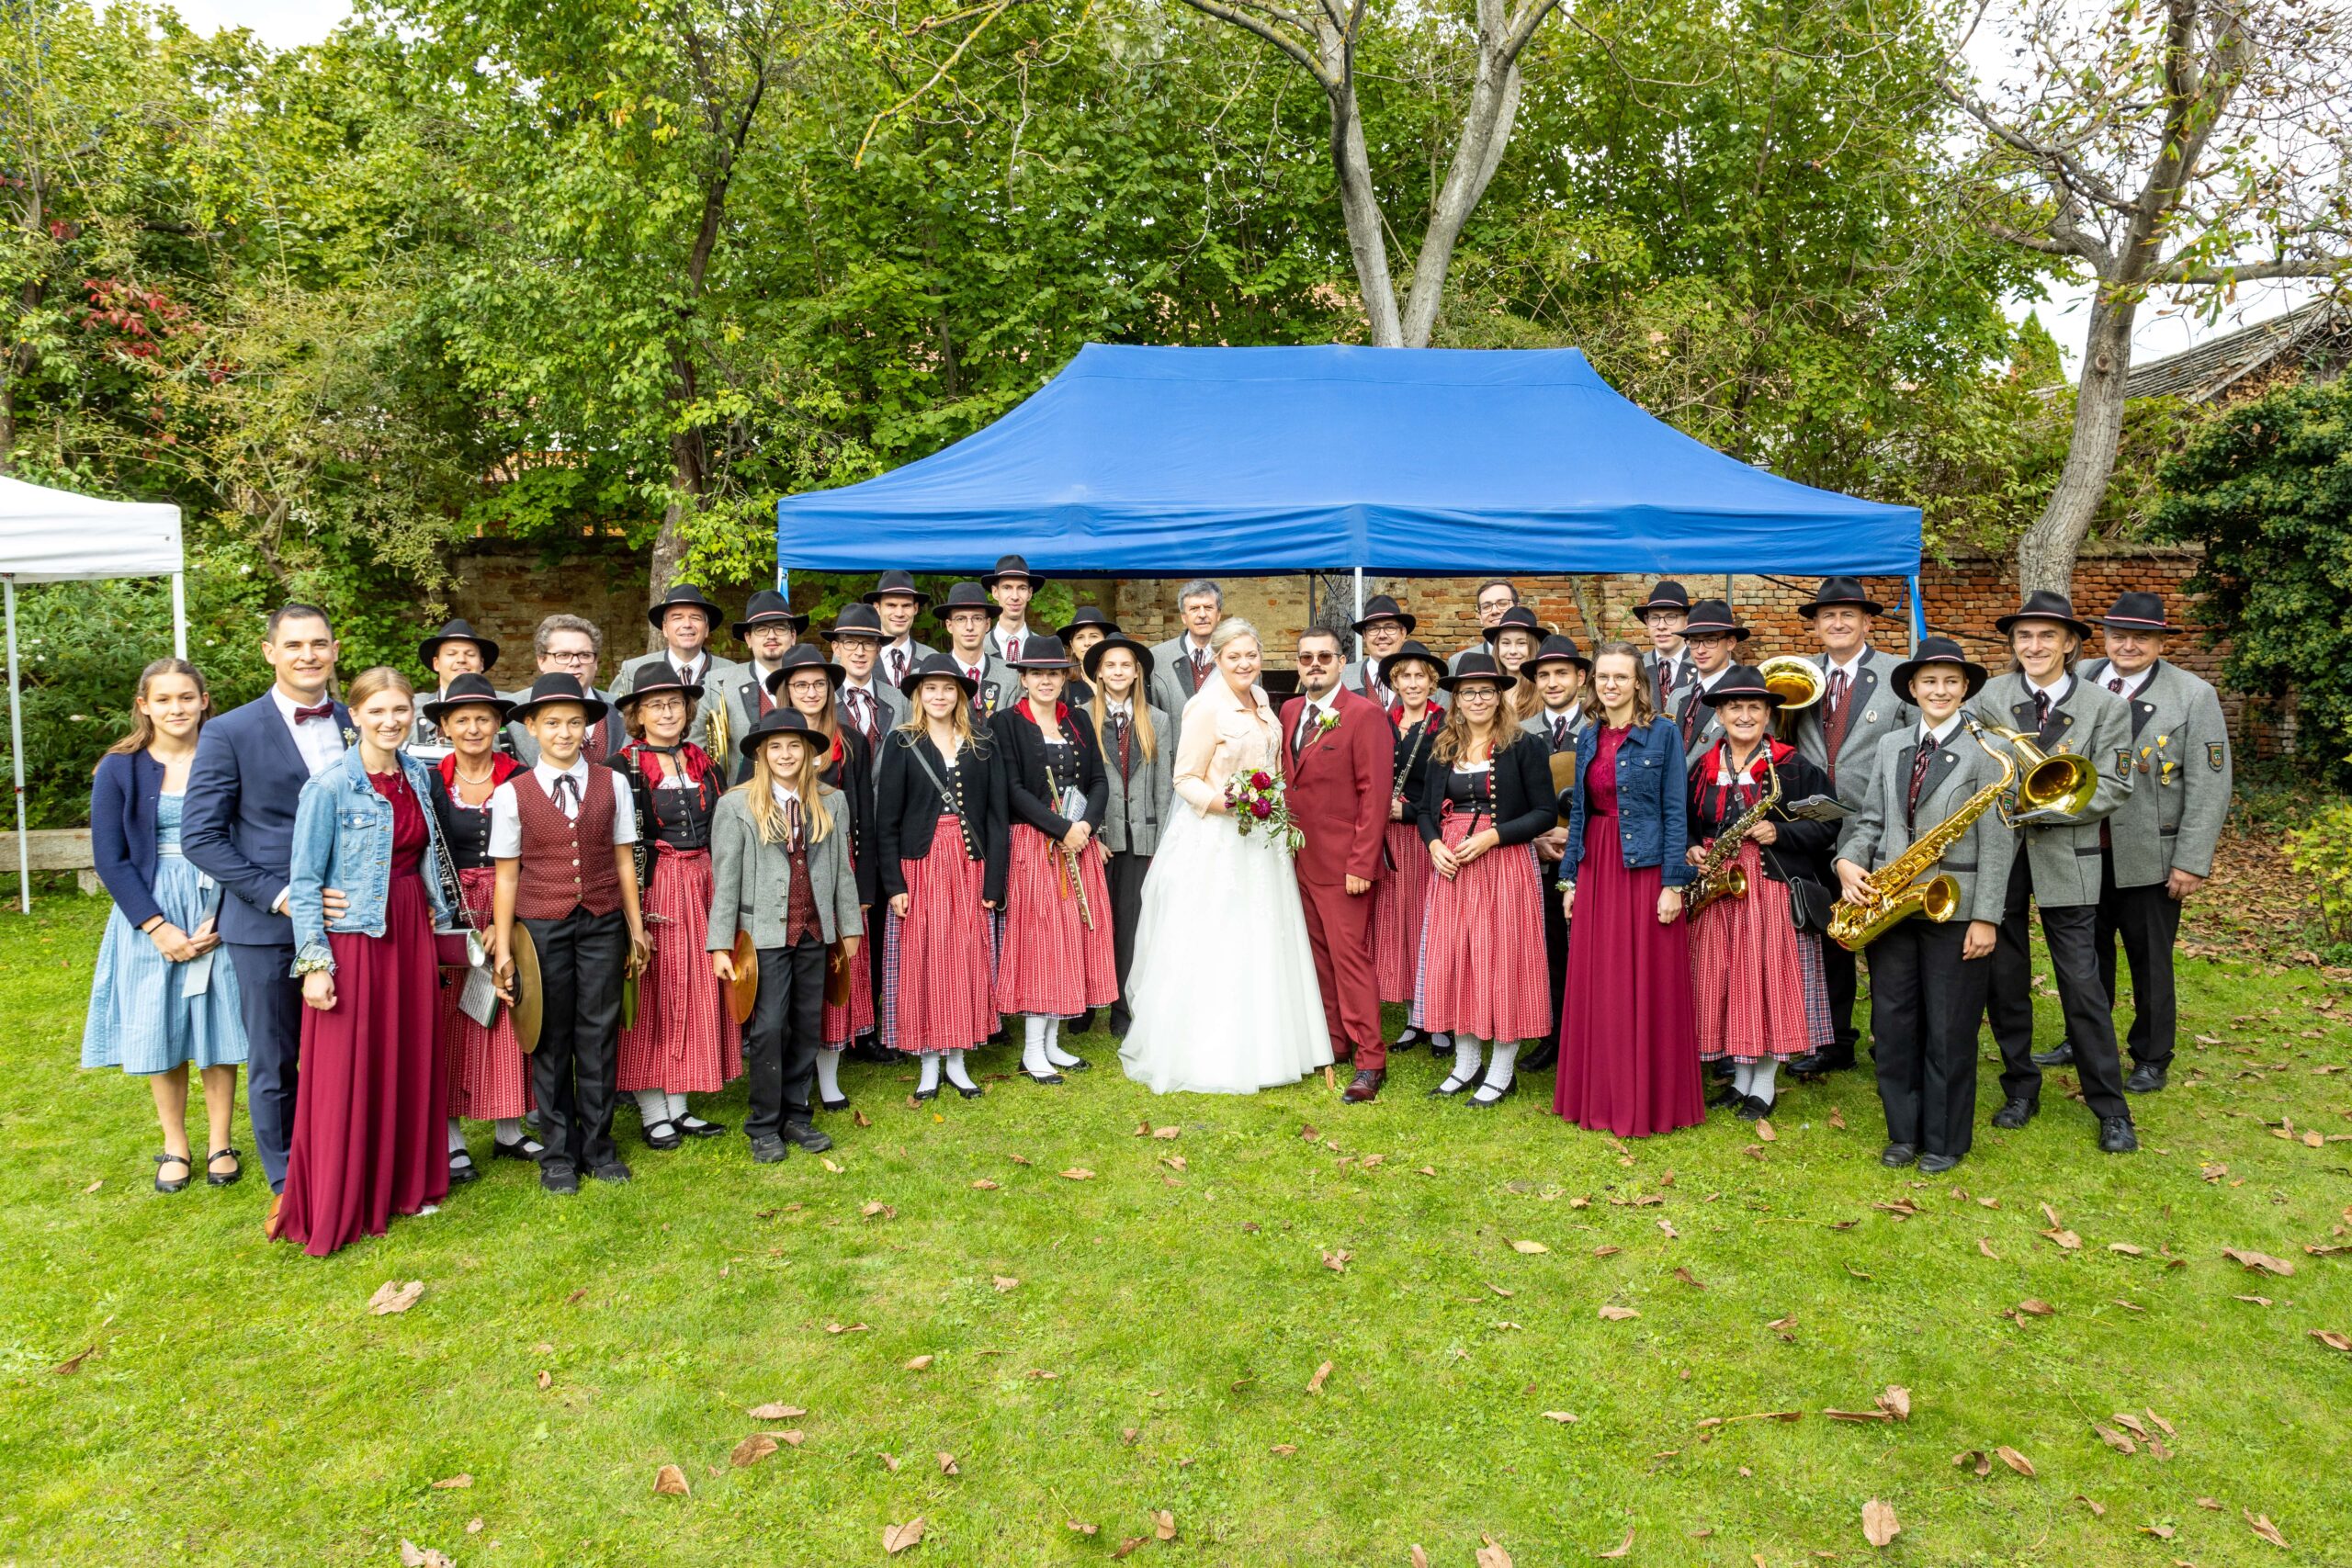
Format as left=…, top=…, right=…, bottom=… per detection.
left=951, top=1077, right=985, bottom=1100
left=641, top=1119, right=684, bottom=1151
left=1917, top=1151, right=1962, bottom=1175
left=1789, top=1049, right=1855, bottom=1077
left=589, top=1159, right=634, bottom=1184
left=820, top=1092, right=851, bottom=1112
left=1880, top=1142, right=1918, bottom=1168
left=2125, top=1063, right=2168, bottom=1094
left=205, top=1146, right=244, bottom=1188
left=1708, top=1058, right=1736, bottom=1081
left=153, top=1152, right=193, bottom=1194
left=540, top=1161, right=580, bottom=1195
left=1054, top=1055, right=1093, bottom=1072
left=1071, top=1010, right=1098, bottom=1034
left=1708, top=1083, right=1744, bottom=1110
left=1341, top=1068, right=1385, bottom=1103
left=1430, top=1034, right=1453, bottom=1058
left=1520, top=1042, right=1558, bottom=1073
left=1024, top=1068, right=1065, bottom=1086
left=447, top=1153, right=481, bottom=1185
left=1990, top=1098, right=2038, bottom=1131
left=492, top=1135, right=545, bottom=1162
left=2031, top=1043, right=2075, bottom=1068
left=1735, top=1095, right=1771, bottom=1122
left=680, top=1117, right=728, bottom=1139
left=782, top=1122, right=832, bottom=1153
left=1428, top=1066, right=1483, bottom=1098
left=1394, top=1027, right=1425, bottom=1051
left=1467, top=1076, right=1517, bottom=1109
left=2098, top=1116, right=2139, bottom=1154
left=914, top=1085, right=941, bottom=1101
left=1109, top=1016, right=1132, bottom=1041
left=750, top=1135, right=790, bottom=1164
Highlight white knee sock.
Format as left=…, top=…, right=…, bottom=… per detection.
left=1045, top=1014, right=1082, bottom=1067
left=1731, top=1061, right=1756, bottom=1098
left=943, top=1049, right=978, bottom=1092
left=1476, top=1040, right=1519, bottom=1098
left=918, top=1053, right=944, bottom=1093
left=1441, top=1035, right=1484, bottom=1092
left=446, top=1117, right=469, bottom=1156
left=493, top=1117, right=526, bottom=1146
left=1023, top=1016, right=1053, bottom=1077
left=673, top=1090, right=711, bottom=1128
left=1749, top=1061, right=1779, bottom=1108
left=1430, top=1030, right=1453, bottom=1053
left=814, top=1047, right=844, bottom=1103
left=634, top=1088, right=671, bottom=1124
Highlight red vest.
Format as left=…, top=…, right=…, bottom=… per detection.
left=783, top=834, right=821, bottom=946
left=512, top=769, right=623, bottom=919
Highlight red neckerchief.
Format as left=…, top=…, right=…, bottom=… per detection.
left=1017, top=696, right=1071, bottom=729
left=436, top=750, right=519, bottom=794
left=1390, top=701, right=1436, bottom=730
left=1703, top=737, right=1792, bottom=824
left=623, top=739, right=715, bottom=787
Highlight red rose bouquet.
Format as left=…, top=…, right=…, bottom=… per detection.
left=1225, top=767, right=1305, bottom=854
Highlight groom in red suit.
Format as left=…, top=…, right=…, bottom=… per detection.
left=1281, top=626, right=1396, bottom=1101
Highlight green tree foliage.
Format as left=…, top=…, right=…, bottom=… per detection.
left=2158, top=378, right=2352, bottom=784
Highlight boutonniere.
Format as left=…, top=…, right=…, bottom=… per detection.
left=340, top=726, right=357, bottom=749
left=1314, top=710, right=1342, bottom=738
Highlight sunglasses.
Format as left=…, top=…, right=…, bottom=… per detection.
left=1297, top=651, right=1339, bottom=665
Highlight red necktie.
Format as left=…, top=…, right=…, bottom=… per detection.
left=1905, top=738, right=1935, bottom=827
left=1827, top=668, right=1848, bottom=720
left=1552, top=716, right=1568, bottom=750
left=2033, top=690, right=2052, bottom=730
left=2109, top=676, right=2125, bottom=694
left=1192, top=652, right=1209, bottom=690
left=1005, top=635, right=1020, bottom=664
left=292, top=703, right=333, bottom=722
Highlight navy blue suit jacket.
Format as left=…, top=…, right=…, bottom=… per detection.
left=90, top=749, right=166, bottom=930
left=181, top=693, right=349, bottom=946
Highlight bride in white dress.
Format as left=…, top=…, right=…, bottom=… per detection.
left=1119, top=618, right=1335, bottom=1093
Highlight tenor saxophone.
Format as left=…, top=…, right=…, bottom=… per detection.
left=1827, top=718, right=2014, bottom=952
left=1688, top=760, right=1782, bottom=917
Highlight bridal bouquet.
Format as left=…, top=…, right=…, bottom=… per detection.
left=1226, top=769, right=1305, bottom=854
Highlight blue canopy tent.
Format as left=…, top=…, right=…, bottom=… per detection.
left=775, top=344, right=1926, bottom=639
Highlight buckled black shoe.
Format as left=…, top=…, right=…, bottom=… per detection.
left=447, top=1152, right=481, bottom=1185
left=820, top=1091, right=852, bottom=1112
left=1428, top=1069, right=1483, bottom=1099
left=1879, top=1142, right=1918, bottom=1168
left=1708, top=1083, right=1744, bottom=1110
left=641, top=1119, right=684, bottom=1151
left=680, top=1117, right=728, bottom=1138
left=1735, top=1095, right=1770, bottom=1122
left=2098, top=1116, right=2139, bottom=1154
left=1990, top=1098, right=2038, bottom=1131
left=2124, top=1063, right=2168, bottom=1094
left=205, top=1146, right=244, bottom=1187
left=1467, top=1076, right=1517, bottom=1109
left=1023, top=1068, right=1065, bottom=1087
left=783, top=1122, right=833, bottom=1154
left=492, top=1134, right=545, bottom=1162
left=1519, top=1042, right=1558, bottom=1073
left=2031, top=1043, right=2075, bottom=1068
left=153, top=1152, right=193, bottom=1194
left=1055, top=1054, right=1092, bottom=1072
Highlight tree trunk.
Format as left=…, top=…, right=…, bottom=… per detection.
left=1398, top=0, right=1522, bottom=348
left=1324, top=70, right=1403, bottom=347
left=2017, top=288, right=2138, bottom=594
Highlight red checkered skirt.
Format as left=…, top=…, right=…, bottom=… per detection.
left=1687, top=840, right=1832, bottom=1063
left=883, top=815, right=999, bottom=1054
left=1372, top=818, right=1431, bottom=1002
left=442, top=866, right=534, bottom=1121
left=616, top=846, right=742, bottom=1093
left=994, top=826, right=1117, bottom=1016
left=821, top=843, right=878, bottom=1048
left=1409, top=804, right=1553, bottom=1043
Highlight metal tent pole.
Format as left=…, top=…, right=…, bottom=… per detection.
left=1352, top=568, right=1365, bottom=658
left=6, top=579, right=28, bottom=913
left=1906, top=574, right=1926, bottom=651
left=171, top=571, right=187, bottom=660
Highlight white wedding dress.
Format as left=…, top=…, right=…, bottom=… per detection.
left=1119, top=682, right=1334, bottom=1094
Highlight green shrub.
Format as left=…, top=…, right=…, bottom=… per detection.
left=2284, top=797, right=2352, bottom=951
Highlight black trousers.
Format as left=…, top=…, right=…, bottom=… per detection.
left=2096, top=855, right=2181, bottom=1070
left=226, top=941, right=301, bottom=1193
left=1870, top=918, right=1990, bottom=1158
left=1542, top=856, right=1571, bottom=1033
left=1106, top=849, right=1150, bottom=1032
left=744, top=940, right=826, bottom=1139
left=524, top=908, right=628, bottom=1170
left=1987, top=859, right=2129, bottom=1121
left=1820, top=939, right=1862, bottom=1060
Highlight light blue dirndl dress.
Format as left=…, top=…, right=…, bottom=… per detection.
left=80, top=792, right=250, bottom=1074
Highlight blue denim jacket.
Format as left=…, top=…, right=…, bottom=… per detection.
left=288, top=747, right=452, bottom=973
left=1564, top=716, right=1694, bottom=887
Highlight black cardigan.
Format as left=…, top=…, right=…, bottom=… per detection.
left=988, top=700, right=1109, bottom=840
left=812, top=726, right=881, bottom=908
left=876, top=728, right=1011, bottom=906
left=1416, top=731, right=1555, bottom=847
left=1687, top=744, right=1836, bottom=887
left=1391, top=708, right=1442, bottom=808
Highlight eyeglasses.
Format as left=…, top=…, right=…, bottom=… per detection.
left=543, top=649, right=596, bottom=665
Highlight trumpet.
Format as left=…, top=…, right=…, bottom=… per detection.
left=1974, top=721, right=2098, bottom=822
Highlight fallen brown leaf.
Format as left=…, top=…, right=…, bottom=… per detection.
left=820, top=1157, right=843, bottom=1173
left=1825, top=1408, right=1895, bottom=1423
left=2245, top=1510, right=2288, bottom=1548
left=1270, top=1443, right=1298, bottom=1456
left=1323, top=1250, right=1351, bottom=1273
left=398, top=1541, right=453, bottom=1568
left=51, top=1347, right=94, bottom=1375
left=1979, top=1238, right=2000, bottom=1259
left=429, top=1473, right=472, bottom=1490
left=1068, top=1521, right=1098, bottom=1536
left=1996, top=1446, right=2036, bottom=1477
left=880, top=1452, right=900, bottom=1472
left=2109, top=1242, right=2145, bottom=1257
left=1307, top=1359, right=1333, bottom=1394
left=82, top=1179, right=103, bottom=1195
left=1475, top=1535, right=1514, bottom=1568
left=860, top=1201, right=896, bottom=1219
left=1672, top=1267, right=1704, bottom=1288
left=1597, top=1304, right=1640, bottom=1321
left=1510, top=1239, right=1550, bottom=1255
left=1878, top=1386, right=1912, bottom=1420
left=536, top=1370, right=552, bottom=1391
left=1861, top=1498, right=1899, bottom=1549
left=1599, top=1526, right=1634, bottom=1558
left=937, top=1450, right=958, bottom=1475
left=1755, top=1119, right=1776, bottom=1143
left=367, top=1280, right=424, bottom=1315
left=1007, top=1153, right=1033, bottom=1165
left=1592, top=1246, right=1622, bottom=1258
left=1411, top=1548, right=1430, bottom=1568
left=2075, top=1494, right=2104, bottom=1517
left=652, top=1463, right=689, bottom=1496
left=2042, top=1227, right=2082, bottom=1251
left=747, top=1403, right=805, bottom=1420
left=730, top=1435, right=779, bottom=1467
left=2140, top=1523, right=2175, bottom=1540
left=854, top=1109, right=872, bottom=1127
left=2197, top=1497, right=2222, bottom=1511
left=904, top=1354, right=934, bottom=1371
left=776, top=1429, right=807, bottom=1447
left=1152, top=1125, right=1181, bottom=1140
left=2017, top=1299, right=2056, bottom=1317
left=1829, top=1106, right=1847, bottom=1129
left=970, top=1177, right=1001, bottom=1190
left=1544, top=1411, right=1578, bottom=1424
left=2223, top=1248, right=2295, bottom=1277
left=2310, top=1328, right=2352, bottom=1352
left=1059, top=1168, right=1094, bottom=1181
left=882, top=1516, right=925, bottom=1554
left=2093, top=1422, right=2136, bottom=1455
left=1153, top=1508, right=1177, bottom=1540
left=1953, top=1450, right=1990, bottom=1476
left=1111, top=1539, right=1146, bottom=1561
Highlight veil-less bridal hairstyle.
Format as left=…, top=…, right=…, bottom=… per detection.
left=1208, top=616, right=1259, bottom=660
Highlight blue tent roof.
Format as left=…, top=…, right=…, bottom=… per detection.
left=775, top=344, right=1921, bottom=577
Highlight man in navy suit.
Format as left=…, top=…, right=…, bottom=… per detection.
left=183, top=604, right=350, bottom=1216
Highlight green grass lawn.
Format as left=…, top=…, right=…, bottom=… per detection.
left=4, top=889, right=2347, bottom=1567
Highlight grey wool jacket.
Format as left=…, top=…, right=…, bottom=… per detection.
left=1970, top=671, right=2134, bottom=908
left=1095, top=701, right=1176, bottom=857
left=2077, top=658, right=2232, bottom=886
left=1836, top=720, right=2020, bottom=928
left=706, top=785, right=865, bottom=952
left=1791, top=645, right=1916, bottom=802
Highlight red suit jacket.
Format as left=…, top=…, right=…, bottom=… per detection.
left=1279, top=686, right=1395, bottom=886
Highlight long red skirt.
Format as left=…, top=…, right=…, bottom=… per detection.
left=1554, top=830, right=1702, bottom=1137
left=443, top=866, right=534, bottom=1121
left=994, top=828, right=1116, bottom=1016
left=279, top=870, right=449, bottom=1257
left=1410, top=804, right=1553, bottom=1042
left=617, top=846, right=742, bottom=1093
left=1372, top=818, right=1431, bottom=1003
left=821, top=846, right=877, bottom=1048
left=1688, top=841, right=1834, bottom=1063
left=884, top=816, right=999, bottom=1054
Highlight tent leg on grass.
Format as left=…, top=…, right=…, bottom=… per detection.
left=6, top=578, right=27, bottom=914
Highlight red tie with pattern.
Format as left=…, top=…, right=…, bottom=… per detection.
left=2109, top=675, right=2125, bottom=694
left=1905, top=737, right=1935, bottom=828
left=1005, top=635, right=1020, bottom=664
left=1192, top=651, right=1209, bottom=691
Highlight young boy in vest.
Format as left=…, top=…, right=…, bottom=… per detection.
left=491, top=673, right=650, bottom=1193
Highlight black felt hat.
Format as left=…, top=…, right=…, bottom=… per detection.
left=1995, top=590, right=2094, bottom=640
left=1630, top=581, right=1691, bottom=617
left=981, top=554, right=1046, bottom=588
left=507, top=672, right=610, bottom=725
left=1696, top=663, right=1784, bottom=708
left=1057, top=605, right=1123, bottom=644
left=862, top=570, right=932, bottom=609
left=761, top=642, right=844, bottom=696
left=1680, top=599, right=1752, bottom=642
left=737, top=706, right=820, bottom=761
left=1439, top=651, right=1517, bottom=693
left=821, top=603, right=887, bottom=642
left=2095, top=592, right=2183, bottom=634
left=1888, top=637, right=1989, bottom=699
left=1374, top=639, right=1446, bottom=689
left=1522, top=633, right=1592, bottom=674
left=1481, top=605, right=1552, bottom=645
left=419, top=671, right=514, bottom=725
left=731, top=590, right=809, bottom=637
left=646, top=583, right=726, bottom=631
left=930, top=581, right=995, bottom=622
left=417, top=617, right=501, bottom=671
left=1003, top=633, right=1075, bottom=671
left=1798, top=576, right=1885, bottom=619
left=1350, top=593, right=1418, bottom=635
left=1081, top=633, right=1155, bottom=683
left=614, top=661, right=705, bottom=710
left=899, top=651, right=981, bottom=699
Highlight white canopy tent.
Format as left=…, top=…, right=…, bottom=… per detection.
left=1, top=477, right=187, bottom=912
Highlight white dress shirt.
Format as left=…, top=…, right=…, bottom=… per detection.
left=2103, top=664, right=2154, bottom=701
left=1921, top=712, right=1964, bottom=749
left=487, top=758, right=638, bottom=858
left=272, top=685, right=346, bottom=778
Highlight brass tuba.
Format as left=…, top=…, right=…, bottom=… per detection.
left=1827, top=718, right=2013, bottom=952
left=1757, top=655, right=1826, bottom=713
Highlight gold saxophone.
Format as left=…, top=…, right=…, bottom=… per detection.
left=1688, top=759, right=1781, bottom=917
left=1828, top=718, right=2013, bottom=952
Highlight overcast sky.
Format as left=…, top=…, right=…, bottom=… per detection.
left=142, top=0, right=2316, bottom=376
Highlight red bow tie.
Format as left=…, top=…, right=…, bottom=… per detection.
left=293, top=703, right=334, bottom=722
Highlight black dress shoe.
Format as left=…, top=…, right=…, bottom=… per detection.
left=1023, top=1068, right=1065, bottom=1087
left=851, top=1039, right=897, bottom=1064
left=1880, top=1142, right=1918, bottom=1168
left=205, top=1146, right=244, bottom=1187
left=952, top=1078, right=985, bottom=1100
left=492, top=1135, right=545, bottom=1162
left=1070, top=1010, right=1098, bottom=1034
left=1056, top=1055, right=1092, bottom=1072
left=641, top=1119, right=684, bottom=1151
left=1735, top=1095, right=1771, bottom=1122
left=1428, top=1069, right=1483, bottom=1098
left=1708, top=1083, right=1744, bottom=1110
left=820, top=1092, right=851, bottom=1112
left=540, top=1161, right=580, bottom=1194
left=1467, top=1076, right=1517, bottom=1109
left=1917, top=1151, right=1962, bottom=1175
left=1990, top=1098, right=2038, bottom=1131
left=153, top=1152, right=193, bottom=1194
left=680, top=1117, right=728, bottom=1138
left=783, top=1122, right=834, bottom=1154
left=750, top=1135, right=789, bottom=1164
left=589, top=1159, right=634, bottom=1184
left=1789, top=1049, right=1854, bottom=1077
left=2124, top=1063, right=2168, bottom=1094
left=1109, top=1018, right=1131, bottom=1041
left=1519, top=1042, right=1558, bottom=1073
left=2031, top=1043, right=2075, bottom=1068
left=2098, top=1116, right=2139, bottom=1154
left=914, top=1084, right=940, bottom=1101
left=1340, top=1068, right=1385, bottom=1103
left=1708, top=1058, right=1736, bottom=1081
left=447, top=1154, right=482, bottom=1185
